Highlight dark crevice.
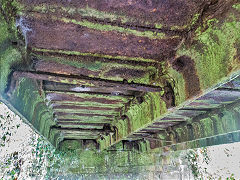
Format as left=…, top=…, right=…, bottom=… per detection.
left=57, top=119, right=113, bottom=123
left=216, top=87, right=240, bottom=92
left=136, top=96, right=144, bottom=104
left=57, top=122, right=107, bottom=126
left=161, top=82, right=175, bottom=108
left=180, top=108, right=213, bottom=112
left=172, top=56, right=201, bottom=98
left=54, top=112, right=115, bottom=118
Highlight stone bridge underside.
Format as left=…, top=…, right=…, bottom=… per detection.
left=0, top=0, right=240, bottom=151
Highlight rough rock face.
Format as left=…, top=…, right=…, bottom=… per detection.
left=0, top=0, right=240, bottom=151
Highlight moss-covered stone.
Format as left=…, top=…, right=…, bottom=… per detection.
left=0, top=15, right=22, bottom=94
left=10, top=78, right=56, bottom=143
left=175, top=5, right=240, bottom=93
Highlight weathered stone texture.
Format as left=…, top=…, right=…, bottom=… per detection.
left=0, top=0, right=240, bottom=152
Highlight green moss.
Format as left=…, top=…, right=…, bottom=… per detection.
left=211, top=115, right=224, bottom=135
left=61, top=140, right=83, bottom=151
left=50, top=91, right=129, bottom=102
left=232, top=3, right=240, bottom=10
left=48, top=128, right=61, bottom=147
left=10, top=78, right=56, bottom=139
left=47, top=77, right=94, bottom=87
left=33, top=52, right=154, bottom=71
left=0, top=16, right=10, bottom=43
left=51, top=101, right=124, bottom=109
left=26, top=3, right=185, bottom=32
left=221, top=110, right=238, bottom=132
left=167, top=67, right=186, bottom=106
left=56, top=116, right=114, bottom=124
left=31, top=5, right=133, bottom=25
left=32, top=53, right=159, bottom=85
left=32, top=47, right=159, bottom=63
left=39, top=112, right=51, bottom=134
left=0, top=48, right=21, bottom=93
left=75, top=6, right=131, bottom=25
left=62, top=17, right=166, bottom=39
left=11, top=80, right=26, bottom=111
left=176, top=11, right=240, bottom=91
left=192, top=122, right=201, bottom=140
left=200, top=118, right=214, bottom=138
left=60, top=124, right=102, bottom=129
left=175, top=128, right=184, bottom=141
left=123, top=92, right=167, bottom=134
left=155, top=24, right=163, bottom=29
left=22, top=8, right=167, bottom=40
left=0, top=8, right=22, bottom=94
left=169, top=13, right=200, bottom=31
left=23, top=90, right=40, bottom=118
left=41, top=113, right=56, bottom=138
left=191, top=13, right=200, bottom=27
left=170, top=24, right=188, bottom=31
left=109, top=92, right=169, bottom=147
left=33, top=107, right=49, bottom=129
left=0, top=0, right=23, bottom=34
